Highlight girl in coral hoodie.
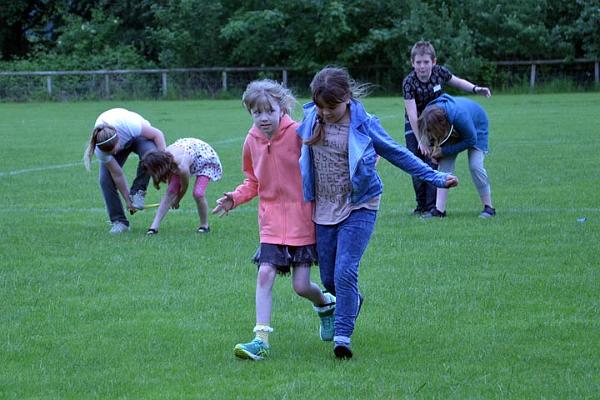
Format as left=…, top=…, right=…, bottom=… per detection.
left=212, top=80, right=335, bottom=361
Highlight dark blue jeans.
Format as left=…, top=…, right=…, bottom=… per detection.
left=405, top=132, right=437, bottom=212
left=99, top=137, right=156, bottom=224
left=316, top=208, right=377, bottom=341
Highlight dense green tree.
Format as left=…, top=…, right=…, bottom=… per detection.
left=576, top=0, right=600, bottom=59
left=150, top=0, right=230, bottom=67
left=0, top=0, right=58, bottom=60
left=0, top=0, right=595, bottom=80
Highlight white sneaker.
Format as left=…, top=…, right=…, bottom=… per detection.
left=130, top=190, right=146, bottom=210
left=110, top=221, right=130, bottom=234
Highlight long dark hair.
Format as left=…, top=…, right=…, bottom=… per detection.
left=305, top=67, right=370, bottom=145
left=418, top=105, right=451, bottom=151
left=140, top=151, right=179, bottom=190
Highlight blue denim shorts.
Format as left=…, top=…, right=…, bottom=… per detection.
left=252, top=243, right=318, bottom=275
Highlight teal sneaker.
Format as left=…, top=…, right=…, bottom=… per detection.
left=316, top=292, right=336, bottom=341
left=234, top=338, right=270, bottom=361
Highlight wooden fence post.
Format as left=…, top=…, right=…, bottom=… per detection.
left=162, top=72, right=168, bottom=97
left=104, top=74, right=110, bottom=98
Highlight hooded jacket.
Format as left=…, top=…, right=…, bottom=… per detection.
left=427, top=94, right=489, bottom=155
left=228, top=114, right=315, bottom=246
left=297, top=99, right=449, bottom=205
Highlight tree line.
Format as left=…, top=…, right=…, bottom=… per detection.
left=1, top=0, right=598, bottom=86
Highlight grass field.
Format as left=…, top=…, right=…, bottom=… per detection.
left=1, top=93, right=599, bottom=399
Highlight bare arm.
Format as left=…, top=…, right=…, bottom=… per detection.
left=448, top=76, right=491, bottom=97
left=404, top=98, right=431, bottom=156
left=172, top=167, right=189, bottom=208
left=149, top=190, right=177, bottom=231
left=140, top=123, right=167, bottom=151
left=105, top=159, right=135, bottom=212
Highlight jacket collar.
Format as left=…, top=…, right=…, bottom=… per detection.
left=302, top=99, right=370, bottom=129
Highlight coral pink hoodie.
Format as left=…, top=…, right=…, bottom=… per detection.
left=228, top=114, right=315, bottom=245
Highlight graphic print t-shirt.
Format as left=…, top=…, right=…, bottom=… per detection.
left=402, top=65, right=453, bottom=114
left=312, top=123, right=379, bottom=225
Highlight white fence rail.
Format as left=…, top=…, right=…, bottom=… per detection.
left=0, top=60, right=597, bottom=101
left=495, top=59, right=599, bottom=88
left=0, top=67, right=289, bottom=98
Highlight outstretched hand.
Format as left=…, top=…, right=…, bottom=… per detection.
left=475, top=86, right=492, bottom=98
left=212, top=193, right=233, bottom=217
left=444, top=174, right=459, bottom=188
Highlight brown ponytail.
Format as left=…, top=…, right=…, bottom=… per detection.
left=140, top=151, right=179, bottom=190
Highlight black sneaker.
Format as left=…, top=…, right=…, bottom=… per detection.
left=334, top=343, right=353, bottom=359
left=422, top=208, right=446, bottom=219
left=479, top=205, right=496, bottom=219
left=412, top=207, right=425, bottom=216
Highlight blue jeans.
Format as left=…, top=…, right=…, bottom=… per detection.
left=316, top=208, right=377, bottom=340
left=99, top=137, right=156, bottom=224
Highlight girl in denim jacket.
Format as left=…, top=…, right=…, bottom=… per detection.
left=297, top=67, right=458, bottom=359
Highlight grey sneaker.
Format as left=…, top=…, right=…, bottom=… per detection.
left=479, top=205, right=496, bottom=219
left=130, top=190, right=146, bottom=210
left=110, top=221, right=130, bottom=234
left=421, top=208, right=446, bottom=219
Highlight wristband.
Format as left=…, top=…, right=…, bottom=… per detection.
left=472, top=86, right=478, bottom=94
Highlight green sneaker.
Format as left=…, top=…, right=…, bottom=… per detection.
left=234, top=338, right=270, bottom=361
left=316, top=292, right=336, bottom=341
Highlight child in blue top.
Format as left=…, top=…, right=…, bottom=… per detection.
left=418, top=94, right=495, bottom=218
left=403, top=41, right=491, bottom=215
left=297, top=67, right=459, bottom=359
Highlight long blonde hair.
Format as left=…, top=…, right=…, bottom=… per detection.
left=242, top=79, right=296, bottom=116
left=305, top=67, right=370, bottom=145
left=417, top=105, right=450, bottom=152
left=83, top=124, right=118, bottom=171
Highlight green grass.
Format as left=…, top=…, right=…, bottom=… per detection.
left=1, top=93, right=599, bottom=399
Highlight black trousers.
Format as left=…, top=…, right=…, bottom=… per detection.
left=405, top=132, right=437, bottom=212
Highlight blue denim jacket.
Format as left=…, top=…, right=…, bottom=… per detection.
left=427, top=94, right=489, bottom=155
left=297, top=99, right=449, bottom=204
